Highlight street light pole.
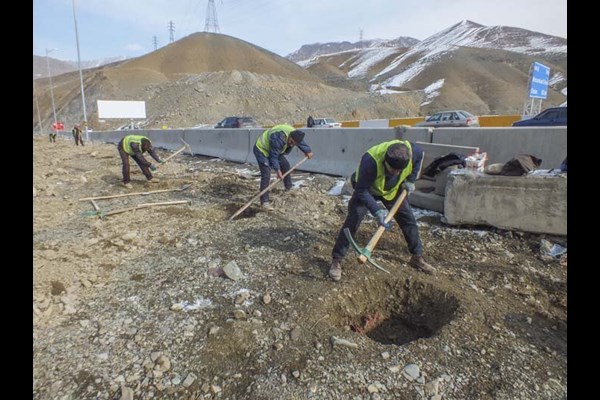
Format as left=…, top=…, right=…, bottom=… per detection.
left=45, top=48, right=58, bottom=132
left=33, top=78, right=44, bottom=136
left=72, top=0, right=89, bottom=142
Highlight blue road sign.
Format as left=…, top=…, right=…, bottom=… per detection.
left=529, top=62, right=550, bottom=99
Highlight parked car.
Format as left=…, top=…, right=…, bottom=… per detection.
left=414, top=110, right=480, bottom=127
left=512, top=106, right=567, bottom=127
left=215, top=116, right=260, bottom=128
left=312, top=118, right=341, bottom=128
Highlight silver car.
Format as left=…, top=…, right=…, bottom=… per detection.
left=414, top=110, right=480, bottom=127
left=312, top=118, right=341, bottom=128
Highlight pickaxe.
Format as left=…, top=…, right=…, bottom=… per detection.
left=228, top=156, right=308, bottom=221
left=158, top=138, right=192, bottom=166
left=344, top=189, right=408, bottom=273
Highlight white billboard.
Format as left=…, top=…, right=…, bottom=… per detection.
left=97, top=100, right=146, bottom=119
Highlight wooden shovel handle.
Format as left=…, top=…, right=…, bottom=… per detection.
left=228, top=156, right=309, bottom=221
left=358, top=189, right=408, bottom=262
left=160, top=145, right=187, bottom=164
left=103, top=200, right=190, bottom=217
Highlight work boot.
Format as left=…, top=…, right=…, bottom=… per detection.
left=148, top=177, right=160, bottom=183
left=328, top=258, right=342, bottom=282
left=123, top=182, right=133, bottom=189
left=408, top=255, right=436, bottom=275
left=261, top=202, right=275, bottom=211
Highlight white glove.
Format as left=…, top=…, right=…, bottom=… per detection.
left=402, top=181, right=415, bottom=194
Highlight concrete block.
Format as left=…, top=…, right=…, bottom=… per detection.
left=444, top=170, right=567, bottom=235
left=409, top=191, right=444, bottom=213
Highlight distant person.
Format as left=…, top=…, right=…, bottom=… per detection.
left=328, top=140, right=436, bottom=281
left=118, top=135, right=164, bottom=189
left=253, top=124, right=313, bottom=210
left=72, top=125, right=84, bottom=146
left=307, top=115, right=315, bottom=128
left=49, top=131, right=57, bottom=143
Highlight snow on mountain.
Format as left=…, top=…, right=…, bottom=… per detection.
left=420, top=79, right=445, bottom=107
left=376, top=20, right=567, bottom=89
left=344, top=47, right=400, bottom=79
left=550, top=72, right=565, bottom=86
left=286, top=37, right=419, bottom=63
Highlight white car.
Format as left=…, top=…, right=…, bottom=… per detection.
left=312, top=118, right=341, bottom=128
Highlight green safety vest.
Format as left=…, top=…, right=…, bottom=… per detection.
left=357, top=140, right=413, bottom=201
left=256, top=124, right=295, bottom=157
left=122, top=135, right=149, bottom=155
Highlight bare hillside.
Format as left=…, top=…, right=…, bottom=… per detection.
left=32, top=33, right=422, bottom=131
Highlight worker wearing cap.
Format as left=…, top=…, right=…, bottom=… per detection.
left=253, top=124, right=313, bottom=210
left=328, top=140, right=436, bottom=281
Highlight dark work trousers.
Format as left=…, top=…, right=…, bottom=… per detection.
left=253, top=145, right=292, bottom=204
left=118, top=140, right=153, bottom=183
left=331, top=189, right=423, bottom=260
left=74, top=133, right=84, bottom=146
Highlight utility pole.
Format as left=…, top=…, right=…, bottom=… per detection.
left=204, top=0, right=220, bottom=33
left=153, top=35, right=158, bottom=51
left=359, top=29, right=365, bottom=48
left=73, top=0, right=89, bottom=142
left=45, top=48, right=58, bottom=130
left=33, top=78, right=44, bottom=136
left=168, top=21, right=175, bottom=43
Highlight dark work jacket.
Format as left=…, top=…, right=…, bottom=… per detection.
left=351, top=142, right=424, bottom=216
left=130, top=139, right=161, bottom=167
left=268, top=131, right=312, bottom=171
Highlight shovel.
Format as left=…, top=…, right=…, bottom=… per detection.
left=228, top=156, right=308, bottom=221
left=344, top=189, right=408, bottom=273
left=157, top=138, right=192, bottom=167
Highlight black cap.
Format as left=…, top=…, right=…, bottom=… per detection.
left=290, top=130, right=305, bottom=143
left=384, top=143, right=410, bottom=170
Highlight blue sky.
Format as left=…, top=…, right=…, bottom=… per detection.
left=33, top=0, right=567, bottom=62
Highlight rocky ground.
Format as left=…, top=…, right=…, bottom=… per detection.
left=33, top=135, right=567, bottom=400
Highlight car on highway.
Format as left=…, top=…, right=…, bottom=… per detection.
left=312, top=118, right=341, bottom=128
left=215, top=116, right=260, bottom=128
left=414, top=110, right=480, bottom=127
left=512, top=106, right=567, bottom=127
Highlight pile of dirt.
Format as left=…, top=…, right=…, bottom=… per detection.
left=33, top=135, right=566, bottom=399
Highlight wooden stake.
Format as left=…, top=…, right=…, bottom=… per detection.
left=79, top=184, right=191, bottom=201
left=103, top=200, right=191, bottom=217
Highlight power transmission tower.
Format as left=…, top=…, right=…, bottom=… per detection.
left=168, top=21, right=175, bottom=43
left=153, top=35, right=158, bottom=51
left=204, top=0, right=220, bottom=33
left=359, top=29, right=364, bottom=48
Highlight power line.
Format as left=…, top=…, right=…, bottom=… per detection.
left=168, top=21, right=175, bottom=43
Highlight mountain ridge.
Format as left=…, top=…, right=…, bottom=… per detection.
left=32, top=20, right=566, bottom=131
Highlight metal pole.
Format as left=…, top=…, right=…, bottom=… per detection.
left=72, top=0, right=89, bottom=142
left=45, top=48, right=58, bottom=130
left=33, top=79, right=44, bottom=136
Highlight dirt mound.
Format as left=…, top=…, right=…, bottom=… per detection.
left=120, top=32, right=321, bottom=83
left=33, top=135, right=566, bottom=399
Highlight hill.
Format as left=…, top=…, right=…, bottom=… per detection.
left=32, top=33, right=421, bottom=131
